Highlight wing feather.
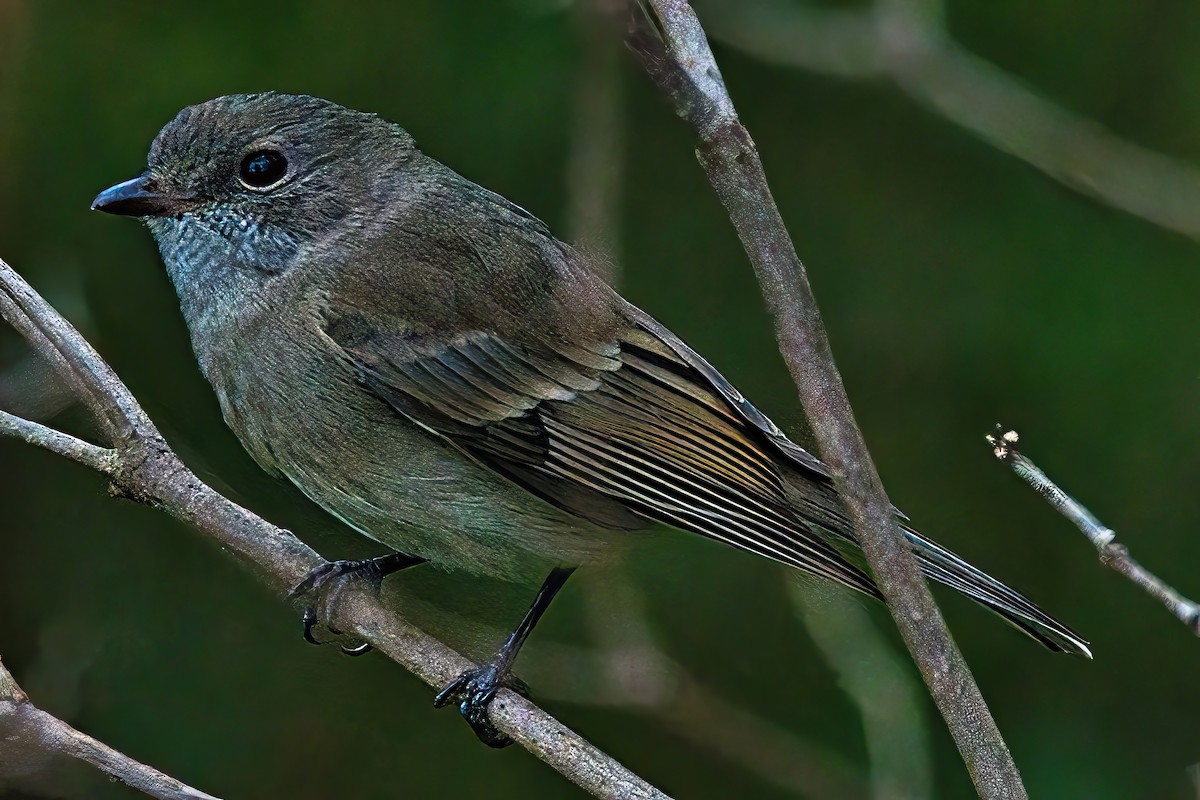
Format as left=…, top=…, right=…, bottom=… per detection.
left=328, top=313, right=881, bottom=597
left=326, top=300, right=1091, bottom=654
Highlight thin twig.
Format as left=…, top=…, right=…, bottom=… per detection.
left=0, top=657, right=219, bottom=800
left=626, top=3, right=1027, bottom=797
left=0, top=257, right=669, bottom=800
left=0, top=270, right=146, bottom=442
left=699, top=0, right=1200, bottom=243
left=0, top=410, right=117, bottom=472
left=987, top=427, right=1200, bottom=636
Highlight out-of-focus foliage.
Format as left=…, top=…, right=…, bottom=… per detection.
left=2, top=1, right=1199, bottom=797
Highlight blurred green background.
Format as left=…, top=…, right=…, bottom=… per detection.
left=2, top=1, right=1199, bottom=797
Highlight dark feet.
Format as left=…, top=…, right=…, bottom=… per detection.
left=289, top=553, right=425, bottom=654
left=432, top=567, right=574, bottom=747
left=433, top=661, right=529, bottom=748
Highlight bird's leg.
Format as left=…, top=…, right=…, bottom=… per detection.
left=434, top=566, right=575, bottom=747
left=290, top=552, right=426, bottom=654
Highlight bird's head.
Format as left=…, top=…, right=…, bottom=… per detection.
left=94, top=92, right=417, bottom=278
left=93, top=93, right=420, bottom=336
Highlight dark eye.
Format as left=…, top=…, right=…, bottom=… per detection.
left=239, top=150, right=288, bottom=189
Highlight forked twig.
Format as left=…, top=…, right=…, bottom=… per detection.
left=0, top=657, right=218, bottom=800
left=0, top=257, right=668, bottom=800
left=626, top=2, right=1027, bottom=797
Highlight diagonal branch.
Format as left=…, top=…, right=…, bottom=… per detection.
left=0, top=256, right=669, bottom=800
left=560, top=20, right=871, bottom=792
left=0, top=274, right=149, bottom=442
left=626, top=2, right=1027, bottom=797
left=0, top=409, right=116, bottom=471
left=987, top=427, right=1200, bottom=636
left=0, top=656, right=219, bottom=800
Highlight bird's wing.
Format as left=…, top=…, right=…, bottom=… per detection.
left=323, top=302, right=880, bottom=598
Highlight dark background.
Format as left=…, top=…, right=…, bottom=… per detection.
left=2, top=1, right=1198, bottom=797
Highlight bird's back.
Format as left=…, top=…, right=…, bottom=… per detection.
left=303, top=162, right=1090, bottom=655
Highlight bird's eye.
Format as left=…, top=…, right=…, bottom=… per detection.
left=238, top=150, right=288, bottom=189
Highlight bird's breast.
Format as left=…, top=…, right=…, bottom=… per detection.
left=198, top=311, right=613, bottom=579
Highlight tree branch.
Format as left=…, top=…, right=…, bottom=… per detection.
left=0, top=409, right=116, bottom=471
left=699, top=0, right=1200, bottom=243
left=626, top=2, right=1027, bottom=797
left=0, top=256, right=669, bottom=800
left=0, top=656, right=218, bottom=799
left=987, top=427, right=1200, bottom=636
left=559, top=27, right=871, bottom=793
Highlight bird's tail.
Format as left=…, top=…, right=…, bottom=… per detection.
left=901, top=524, right=1092, bottom=657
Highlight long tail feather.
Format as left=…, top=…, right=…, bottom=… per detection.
left=902, top=524, right=1092, bottom=657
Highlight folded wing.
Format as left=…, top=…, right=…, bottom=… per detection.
left=325, top=304, right=881, bottom=598
left=326, top=299, right=1089, bottom=656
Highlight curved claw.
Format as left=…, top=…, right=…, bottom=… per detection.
left=434, top=662, right=529, bottom=748
left=340, top=642, right=373, bottom=657
left=289, top=554, right=425, bottom=649
left=432, top=671, right=482, bottom=709
left=301, top=606, right=322, bottom=646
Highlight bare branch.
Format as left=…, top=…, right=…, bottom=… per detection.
left=0, top=409, right=117, bottom=472
left=0, top=271, right=150, bottom=442
left=561, top=26, right=872, bottom=792
left=0, top=656, right=219, bottom=800
left=987, top=427, right=1200, bottom=636
left=699, top=0, right=1200, bottom=243
left=0, top=256, right=669, bottom=800
left=626, top=3, right=1027, bottom=797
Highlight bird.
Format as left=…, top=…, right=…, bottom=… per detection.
left=92, top=92, right=1089, bottom=745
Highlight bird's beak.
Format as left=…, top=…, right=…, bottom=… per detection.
left=91, top=175, right=194, bottom=217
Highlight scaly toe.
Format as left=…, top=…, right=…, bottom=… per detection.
left=433, top=662, right=523, bottom=748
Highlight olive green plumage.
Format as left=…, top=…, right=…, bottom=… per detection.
left=95, top=92, right=1089, bottom=657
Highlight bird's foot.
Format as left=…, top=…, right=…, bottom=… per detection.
left=289, top=553, right=423, bottom=655
left=433, top=661, right=530, bottom=748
